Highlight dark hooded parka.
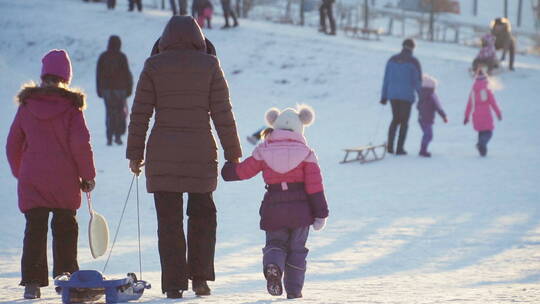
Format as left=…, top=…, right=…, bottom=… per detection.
left=127, top=16, right=242, bottom=194
left=96, top=35, right=133, bottom=97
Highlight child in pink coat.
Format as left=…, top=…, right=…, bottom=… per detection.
left=464, top=68, right=502, bottom=156
left=6, top=50, right=96, bottom=299
left=221, top=105, right=329, bottom=299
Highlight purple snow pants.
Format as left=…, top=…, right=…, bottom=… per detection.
left=263, top=226, right=309, bottom=296
left=419, top=121, right=433, bottom=153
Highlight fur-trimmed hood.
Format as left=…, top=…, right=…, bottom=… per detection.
left=17, top=85, right=86, bottom=120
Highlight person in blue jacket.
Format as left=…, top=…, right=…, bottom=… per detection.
left=380, top=38, right=422, bottom=155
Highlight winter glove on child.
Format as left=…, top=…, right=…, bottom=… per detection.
left=129, top=159, right=144, bottom=176
left=312, top=218, right=327, bottom=231
left=463, top=117, right=469, bottom=125
left=80, top=179, right=95, bottom=192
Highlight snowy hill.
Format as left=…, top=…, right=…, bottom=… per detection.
left=1, top=0, right=540, bottom=303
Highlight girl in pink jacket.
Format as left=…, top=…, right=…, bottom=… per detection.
left=6, top=50, right=96, bottom=299
left=222, top=105, right=329, bottom=299
left=464, top=68, right=502, bottom=156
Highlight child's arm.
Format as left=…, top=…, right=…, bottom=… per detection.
left=221, top=155, right=263, bottom=181
left=488, top=89, right=502, bottom=120
left=304, top=152, right=329, bottom=219
left=69, top=109, right=96, bottom=181
left=432, top=93, right=448, bottom=122
left=6, top=108, right=25, bottom=178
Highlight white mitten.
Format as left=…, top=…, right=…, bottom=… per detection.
left=312, top=218, right=327, bottom=231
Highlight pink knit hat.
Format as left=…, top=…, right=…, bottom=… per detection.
left=41, top=49, right=72, bottom=84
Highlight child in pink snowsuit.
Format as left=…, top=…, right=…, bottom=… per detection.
left=197, top=0, right=213, bottom=29
left=464, top=69, right=502, bottom=156
left=221, top=105, right=329, bottom=299
left=6, top=50, right=96, bottom=299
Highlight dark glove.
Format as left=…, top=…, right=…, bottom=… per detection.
left=81, top=179, right=96, bottom=192
left=380, top=98, right=388, bottom=105
left=463, top=117, right=469, bottom=125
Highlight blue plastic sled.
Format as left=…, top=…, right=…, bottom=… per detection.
left=54, top=270, right=151, bottom=304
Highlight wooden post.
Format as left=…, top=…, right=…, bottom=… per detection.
left=300, top=0, right=306, bottom=25
left=364, top=0, right=369, bottom=29
left=517, top=0, right=523, bottom=27
left=473, top=0, right=478, bottom=16
left=429, top=0, right=435, bottom=41
left=504, top=0, right=508, bottom=18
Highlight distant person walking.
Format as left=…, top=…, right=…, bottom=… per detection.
left=96, top=35, right=133, bottom=146
left=128, top=0, right=142, bottom=12
left=490, top=17, right=516, bottom=71
left=126, top=16, right=242, bottom=299
left=107, top=0, right=116, bottom=9
left=220, top=0, right=238, bottom=28
left=318, top=0, right=336, bottom=35
left=7, top=49, right=96, bottom=299
left=196, top=0, right=213, bottom=29
left=170, top=0, right=188, bottom=15
left=380, top=38, right=422, bottom=155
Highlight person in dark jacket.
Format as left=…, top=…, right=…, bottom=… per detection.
left=96, top=35, right=133, bottom=146
left=220, top=0, right=238, bottom=28
left=491, top=17, right=516, bottom=71
left=127, top=16, right=242, bottom=299
left=380, top=38, right=422, bottom=155
left=319, top=0, right=336, bottom=35
left=107, top=0, right=115, bottom=9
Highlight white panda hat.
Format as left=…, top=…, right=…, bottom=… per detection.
left=265, top=104, right=315, bottom=135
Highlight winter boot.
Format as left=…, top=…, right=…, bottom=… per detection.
left=419, top=150, right=431, bottom=157
left=264, top=264, right=283, bottom=296
left=476, top=143, right=487, bottom=157
left=387, top=144, right=394, bottom=154
left=166, top=290, right=183, bottom=299
left=287, top=293, right=303, bottom=299
left=23, top=284, right=41, bottom=299
left=193, top=279, right=211, bottom=296
left=396, top=149, right=407, bottom=155
left=114, top=136, right=123, bottom=145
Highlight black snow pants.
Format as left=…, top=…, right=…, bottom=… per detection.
left=154, top=192, right=217, bottom=293
left=102, top=89, right=127, bottom=143
left=128, top=0, right=142, bottom=11
left=319, top=0, right=336, bottom=34
left=388, top=99, right=412, bottom=152
left=220, top=0, right=238, bottom=26
left=20, top=208, right=79, bottom=287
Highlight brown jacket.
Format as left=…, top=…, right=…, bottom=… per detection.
left=126, top=16, right=242, bottom=193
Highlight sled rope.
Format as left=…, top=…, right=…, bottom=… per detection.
left=136, top=176, right=143, bottom=280
left=102, top=174, right=136, bottom=274
left=369, top=105, right=385, bottom=145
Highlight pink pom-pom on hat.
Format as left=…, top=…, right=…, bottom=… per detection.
left=41, top=49, right=72, bottom=84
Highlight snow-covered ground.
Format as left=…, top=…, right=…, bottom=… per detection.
left=1, top=0, right=540, bottom=303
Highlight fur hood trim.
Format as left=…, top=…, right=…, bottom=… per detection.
left=16, top=83, right=86, bottom=110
